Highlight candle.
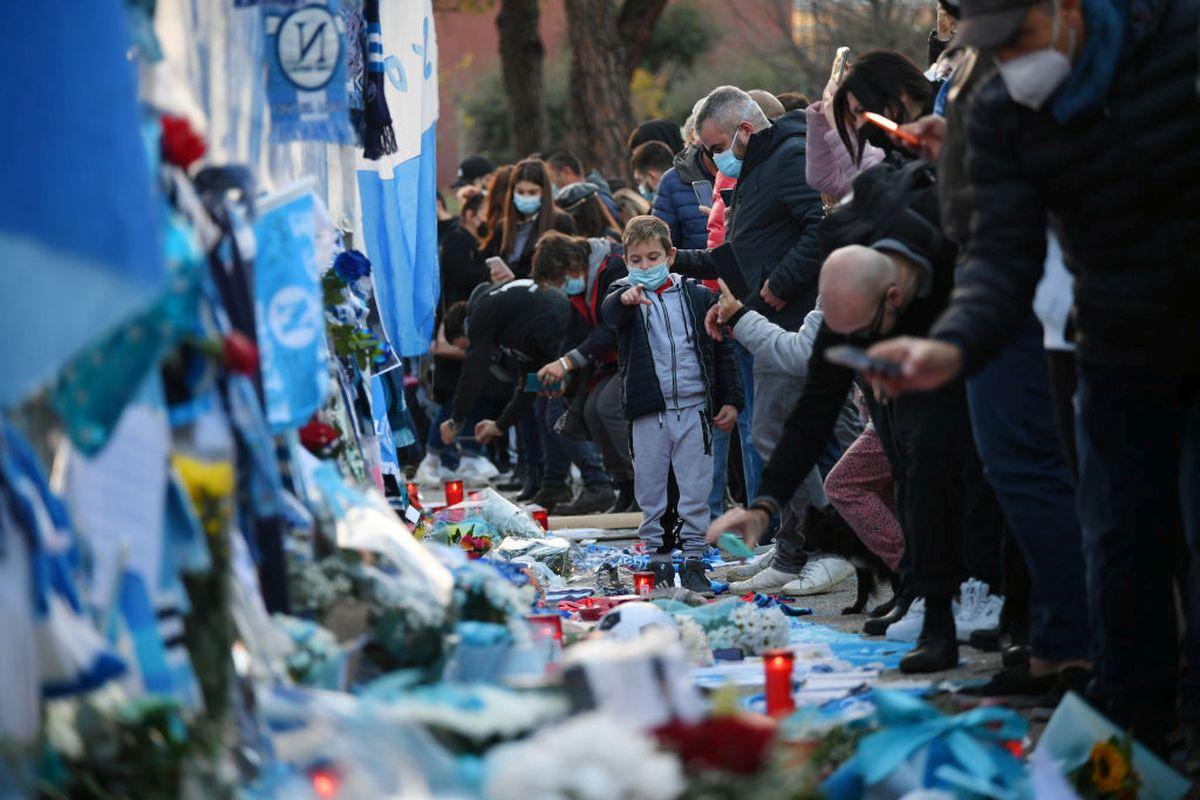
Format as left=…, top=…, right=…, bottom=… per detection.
left=405, top=481, right=421, bottom=510
left=580, top=605, right=603, bottom=622
left=443, top=479, right=465, bottom=506
left=525, top=612, right=564, bottom=642
left=762, top=648, right=796, bottom=717
left=531, top=507, right=550, bottom=531
left=633, top=571, right=656, bottom=596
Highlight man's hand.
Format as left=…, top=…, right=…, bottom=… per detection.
left=474, top=419, right=503, bottom=444
left=537, top=359, right=567, bottom=386
left=760, top=280, right=786, bottom=312
left=621, top=284, right=652, bottom=306
left=898, top=115, right=947, bottom=163
left=706, top=506, right=771, bottom=548
left=487, top=257, right=515, bottom=284
left=713, top=404, right=738, bottom=432
left=866, top=336, right=963, bottom=397
left=715, top=278, right=744, bottom=324
left=439, top=419, right=460, bottom=445
left=704, top=305, right=724, bottom=341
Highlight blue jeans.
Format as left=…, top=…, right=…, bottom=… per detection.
left=966, top=314, right=1089, bottom=662
left=1076, top=361, right=1200, bottom=735
left=425, top=403, right=483, bottom=470
left=537, top=396, right=608, bottom=487
left=709, top=343, right=762, bottom=518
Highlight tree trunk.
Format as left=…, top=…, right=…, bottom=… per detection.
left=496, top=0, right=546, bottom=158
left=564, top=0, right=637, bottom=182
left=617, top=0, right=670, bottom=78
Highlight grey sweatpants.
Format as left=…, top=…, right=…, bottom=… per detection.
left=631, top=405, right=713, bottom=561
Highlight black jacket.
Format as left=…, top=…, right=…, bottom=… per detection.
left=652, top=144, right=717, bottom=250
left=932, top=0, right=1200, bottom=371
left=433, top=221, right=488, bottom=402
left=450, top=279, right=569, bottom=430
left=673, top=110, right=825, bottom=327
left=601, top=277, right=744, bottom=423
left=756, top=163, right=956, bottom=510
left=562, top=242, right=627, bottom=371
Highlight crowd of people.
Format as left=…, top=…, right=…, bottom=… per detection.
left=413, top=0, right=1200, bottom=765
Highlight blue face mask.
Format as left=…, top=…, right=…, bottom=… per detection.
left=639, top=184, right=654, bottom=201
left=563, top=275, right=585, bottom=295
left=712, top=129, right=744, bottom=178
left=513, top=193, right=542, bottom=215
left=628, top=262, right=670, bottom=291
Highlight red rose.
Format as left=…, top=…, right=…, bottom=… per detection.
left=160, top=115, right=207, bottom=170
left=299, top=417, right=341, bottom=455
left=222, top=331, right=260, bottom=375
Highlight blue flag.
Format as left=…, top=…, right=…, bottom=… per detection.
left=253, top=189, right=331, bottom=433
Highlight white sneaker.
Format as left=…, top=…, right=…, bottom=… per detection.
left=955, top=579, right=1003, bottom=642
left=886, top=597, right=926, bottom=642
left=415, top=454, right=443, bottom=486
left=455, top=453, right=500, bottom=487
left=730, top=567, right=801, bottom=594
left=723, top=547, right=777, bottom=581
left=780, top=555, right=855, bottom=596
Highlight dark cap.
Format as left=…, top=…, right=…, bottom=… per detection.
left=554, top=181, right=598, bottom=211
left=951, top=0, right=1039, bottom=49
left=452, top=154, right=496, bottom=188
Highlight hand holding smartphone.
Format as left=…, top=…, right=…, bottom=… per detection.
left=691, top=180, right=714, bottom=206
left=824, top=344, right=903, bottom=378
left=862, top=112, right=923, bottom=147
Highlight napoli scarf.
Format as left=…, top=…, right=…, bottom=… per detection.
left=360, top=0, right=397, bottom=159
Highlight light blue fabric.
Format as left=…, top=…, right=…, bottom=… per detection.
left=627, top=262, right=670, bottom=291
left=253, top=190, right=331, bottom=433
left=563, top=276, right=586, bottom=295
left=358, top=124, right=440, bottom=356
left=0, top=1, right=164, bottom=408
left=1050, top=0, right=1125, bottom=123
left=713, top=146, right=743, bottom=178
left=513, top=194, right=541, bottom=215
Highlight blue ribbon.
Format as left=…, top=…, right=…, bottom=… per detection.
left=854, top=690, right=1026, bottom=791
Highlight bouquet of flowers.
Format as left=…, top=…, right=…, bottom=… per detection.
left=700, top=603, right=791, bottom=656
left=1069, top=735, right=1140, bottom=799
left=483, top=712, right=684, bottom=800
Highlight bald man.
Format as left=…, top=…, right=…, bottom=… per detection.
left=708, top=162, right=977, bottom=674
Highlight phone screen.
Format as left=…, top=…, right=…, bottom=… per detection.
left=526, top=373, right=562, bottom=393
left=691, top=180, right=714, bottom=205
left=824, top=344, right=902, bottom=378
left=831, top=47, right=851, bottom=83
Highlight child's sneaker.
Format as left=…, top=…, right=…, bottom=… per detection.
left=679, top=558, right=713, bottom=596
left=651, top=561, right=675, bottom=590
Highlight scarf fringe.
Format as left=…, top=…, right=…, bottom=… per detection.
left=363, top=121, right=397, bottom=160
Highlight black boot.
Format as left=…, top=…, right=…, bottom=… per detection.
left=500, top=463, right=529, bottom=492
left=608, top=480, right=638, bottom=513
left=968, top=627, right=1001, bottom=652
left=515, top=466, right=542, bottom=503
left=529, top=483, right=573, bottom=512
left=899, top=594, right=959, bottom=674
left=863, top=588, right=915, bottom=636
left=555, top=483, right=617, bottom=516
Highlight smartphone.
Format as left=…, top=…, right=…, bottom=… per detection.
left=485, top=256, right=506, bottom=270
left=719, top=188, right=734, bottom=206
left=710, top=242, right=749, bottom=299
left=830, top=46, right=851, bottom=84
left=824, top=344, right=903, bottom=378
left=525, top=372, right=562, bottom=393
left=691, top=180, right=714, bottom=206
left=862, top=111, right=922, bottom=147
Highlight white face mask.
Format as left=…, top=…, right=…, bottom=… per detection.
left=997, top=1, right=1076, bottom=109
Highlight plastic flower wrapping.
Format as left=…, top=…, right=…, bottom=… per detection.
left=669, top=599, right=792, bottom=657
left=483, top=712, right=685, bottom=800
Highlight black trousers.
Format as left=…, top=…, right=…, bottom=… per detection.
left=870, top=380, right=981, bottom=597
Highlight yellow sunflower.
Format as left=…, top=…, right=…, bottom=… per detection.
left=1089, top=740, right=1129, bottom=793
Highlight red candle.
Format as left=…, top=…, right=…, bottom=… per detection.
left=525, top=612, right=564, bottom=642
left=531, top=507, right=550, bottom=531
left=405, top=481, right=421, bottom=510
left=762, top=648, right=796, bottom=717
left=580, top=605, right=603, bottom=622
left=633, top=571, right=656, bottom=596
left=444, top=479, right=465, bottom=506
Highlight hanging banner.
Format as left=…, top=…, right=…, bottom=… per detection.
left=254, top=186, right=331, bottom=433
left=263, top=0, right=357, bottom=144
left=356, top=0, right=440, bottom=357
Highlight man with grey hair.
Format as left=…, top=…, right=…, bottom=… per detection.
left=674, top=84, right=825, bottom=501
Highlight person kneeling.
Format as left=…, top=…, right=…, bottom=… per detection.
left=602, top=216, right=743, bottom=594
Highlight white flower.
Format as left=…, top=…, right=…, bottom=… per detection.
left=43, top=699, right=83, bottom=759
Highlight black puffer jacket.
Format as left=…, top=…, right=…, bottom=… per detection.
left=932, top=0, right=1200, bottom=370
left=674, top=110, right=825, bottom=328
left=601, top=277, right=743, bottom=422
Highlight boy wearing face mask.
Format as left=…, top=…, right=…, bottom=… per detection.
left=601, top=216, right=743, bottom=594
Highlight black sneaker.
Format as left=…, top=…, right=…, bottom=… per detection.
left=555, top=483, right=617, bottom=516
left=651, top=561, right=675, bottom=590
left=679, top=558, right=713, bottom=596
left=529, top=483, right=573, bottom=512
left=968, top=627, right=1001, bottom=652
left=959, top=664, right=1056, bottom=698
left=607, top=481, right=638, bottom=513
